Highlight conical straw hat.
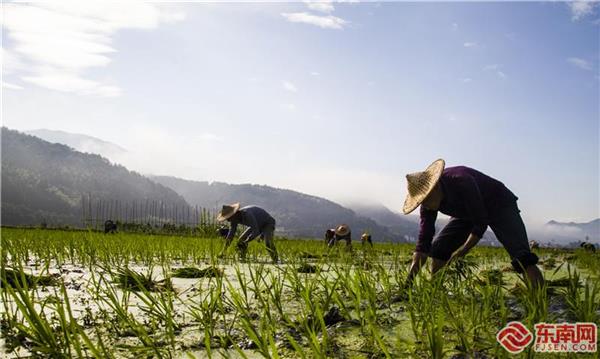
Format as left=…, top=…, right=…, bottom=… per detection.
left=217, top=203, right=240, bottom=221
left=402, top=159, right=445, bottom=214
left=335, top=224, right=350, bottom=236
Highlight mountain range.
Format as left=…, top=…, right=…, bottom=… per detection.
left=1, top=128, right=188, bottom=226
left=25, top=129, right=127, bottom=162
left=4, top=127, right=599, bottom=245
left=151, top=176, right=401, bottom=240
left=541, top=219, right=600, bottom=245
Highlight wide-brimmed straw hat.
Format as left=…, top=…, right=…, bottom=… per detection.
left=335, top=224, right=350, bottom=236
left=402, top=159, right=445, bottom=215
left=217, top=203, right=240, bottom=221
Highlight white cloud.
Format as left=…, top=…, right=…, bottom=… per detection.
left=452, top=23, right=458, bottom=31
left=2, top=82, right=23, bottom=90
left=280, top=103, right=296, bottom=111
left=198, top=133, right=224, bottom=142
left=1, top=1, right=184, bottom=96
left=310, top=71, right=320, bottom=76
left=281, top=12, right=347, bottom=30
left=567, top=57, right=593, bottom=71
left=463, top=42, right=477, bottom=48
left=568, top=1, right=598, bottom=21
left=22, top=70, right=122, bottom=96
left=283, top=80, right=298, bottom=92
left=1, top=48, right=25, bottom=74
left=304, top=1, right=335, bottom=14
left=461, top=78, right=472, bottom=83
left=483, top=64, right=507, bottom=79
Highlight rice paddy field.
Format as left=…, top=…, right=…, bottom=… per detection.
left=1, top=228, right=598, bottom=358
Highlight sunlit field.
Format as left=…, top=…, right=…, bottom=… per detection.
left=1, top=228, right=598, bottom=358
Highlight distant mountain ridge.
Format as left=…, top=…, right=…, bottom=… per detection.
left=347, top=203, right=419, bottom=241
left=151, top=176, right=404, bottom=241
left=543, top=219, right=599, bottom=244
left=6, top=127, right=597, bottom=246
left=1, top=128, right=189, bottom=226
left=26, top=129, right=126, bottom=162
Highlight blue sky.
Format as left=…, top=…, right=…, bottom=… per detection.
left=2, top=1, right=598, bottom=226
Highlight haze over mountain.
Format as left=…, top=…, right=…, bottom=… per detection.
left=345, top=202, right=418, bottom=241
left=151, top=175, right=401, bottom=241
left=2, top=128, right=404, bottom=241
left=539, top=219, right=600, bottom=246
left=1, top=128, right=189, bottom=226
left=5, top=127, right=598, bottom=246
left=25, top=129, right=127, bottom=163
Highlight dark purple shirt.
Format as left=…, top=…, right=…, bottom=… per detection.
left=416, top=166, right=518, bottom=254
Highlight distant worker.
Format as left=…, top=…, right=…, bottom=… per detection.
left=580, top=242, right=596, bottom=253
left=104, top=220, right=117, bottom=234
left=529, top=240, right=540, bottom=250
left=403, top=159, right=544, bottom=288
left=217, top=203, right=278, bottom=263
left=361, top=233, right=373, bottom=247
left=325, top=224, right=352, bottom=248
left=217, top=226, right=229, bottom=238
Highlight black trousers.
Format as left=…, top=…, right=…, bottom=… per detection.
left=429, top=202, right=538, bottom=272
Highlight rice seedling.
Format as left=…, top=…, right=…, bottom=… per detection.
left=1, top=268, right=58, bottom=288
left=172, top=266, right=224, bottom=278
left=1, top=228, right=598, bottom=358
left=562, top=264, right=599, bottom=323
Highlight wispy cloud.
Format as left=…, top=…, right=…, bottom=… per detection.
left=283, top=80, right=298, bottom=92
left=463, top=42, right=477, bottom=48
left=461, top=78, right=472, bottom=83
left=568, top=1, right=598, bottom=21
left=281, top=12, right=347, bottom=29
left=567, top=57, right=593, bottom=71
left=452, top=23, right=458, bottom=31
left=483, top=64, right=507, bottom=79
left=2, top=82, right=24, bottom=90
left=198, top=133, right=224, bottom=142
left=310, top=71, right=320, bottom=76
left=304, top=0, right=335, bottom=14
left=280, top=103, right=297, bottom=111
left=2, top=1, right=184, bottom=97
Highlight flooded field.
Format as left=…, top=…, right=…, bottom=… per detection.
left=1, top=228, right=598, bottom=358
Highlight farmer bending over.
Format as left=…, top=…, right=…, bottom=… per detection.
left=403, top=159, right=543, bottom=288
left=361, top=233, right=373, bottom=247
left=218, top=203, right=278, bottom=263
left=325, top=224, right=352, bottom=248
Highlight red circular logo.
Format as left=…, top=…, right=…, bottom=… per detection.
left=497, top=321, right=533, bottom=353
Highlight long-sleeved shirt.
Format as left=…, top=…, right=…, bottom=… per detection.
left=325, top=230, right=352, bottom=247
left=416, top=166, right=517, bottom=253
left=226, top=206, right=276, bottom=242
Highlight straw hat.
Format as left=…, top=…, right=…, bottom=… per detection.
left=217, top=203, right=240, bottom=221
left=361, top=233, right=370, bottom=240
left=335, top=224, right=350, bottom=236
left=402, top=159, right=445, bottom=215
